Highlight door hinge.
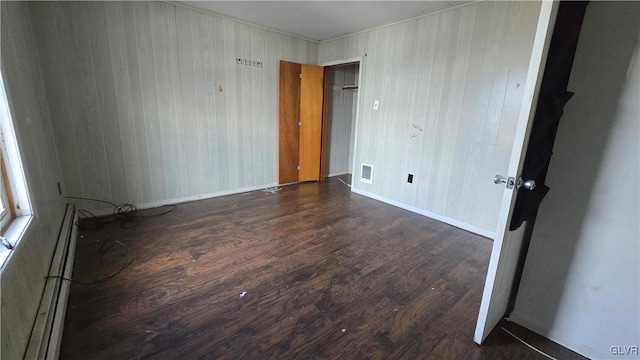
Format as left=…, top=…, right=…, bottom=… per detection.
left=299, top=74, right=303, bottom=79
left=297, top=166, right=301, bottom=170
left=298, top=121, right=302, bottom=126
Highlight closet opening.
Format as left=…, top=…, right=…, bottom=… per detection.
left=322, top=62, right=360, bottom=187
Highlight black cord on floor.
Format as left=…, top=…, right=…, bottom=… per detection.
left=47, top=196, right=178, bottom=285
left=46, top=231, right=130, bottom=286
left=65, top=196, right=177, bottom=230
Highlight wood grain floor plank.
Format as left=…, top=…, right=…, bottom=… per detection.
left=59, top=176, right=587, bottom=360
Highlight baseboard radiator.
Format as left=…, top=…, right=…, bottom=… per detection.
left=25, top=204, right=77, bottom=360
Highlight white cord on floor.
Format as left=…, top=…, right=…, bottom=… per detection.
left=262, top=186, right=283, bottom=194
left=501, top=327, right=558, bottom=360
left=337, top=178, right=351, bottom=188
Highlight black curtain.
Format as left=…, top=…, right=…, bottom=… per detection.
left=510, top=2, right=589, bottom=231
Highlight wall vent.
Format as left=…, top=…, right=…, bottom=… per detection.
left=360, top=163, right=373, bottom=184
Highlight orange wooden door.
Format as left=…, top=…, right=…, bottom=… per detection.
left=299, top=64, right=324, bottom=181
left=278, top=61, right=301, bottom=184
left=278, top=61, right=324, bottom=184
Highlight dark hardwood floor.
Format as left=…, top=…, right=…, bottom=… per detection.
left=60, top=176, right=586, bottom=360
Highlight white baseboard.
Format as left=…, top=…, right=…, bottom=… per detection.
left=49, top=210, right=78, bottom=359
left=327, top=171, right=350, bottom=177
left=350, top=187, right=496, bottom=239
left=80, top=183, right=279, bottom=217
left=509, top=314, right=609, bottom=359
left=25, top=204, right=77, bottom=360
left=70, top=181, right=494, bottom=239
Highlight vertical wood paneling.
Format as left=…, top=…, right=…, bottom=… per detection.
left=151, top=2, right=182, bottom=200
left=1, top=2, right=66, bottom=359
left=84, top=2, right=129, bottom=203
left=123, top=1, right=154, bottom=203
left=225, top=20, right=241, bottom=188
left=73, top=3, right=113, bottom=203
left=29, top=3, right=81, bottom=200
left=135, top=2, right=166, bottom=202
left=104, top=2, right=143, bottom=203
left=28, top=2, right=319, bottom=211
left=194, top=11, right=211, bottom=192
left=239, top=25, right=252, bottom=186
left=211, top=16, right=228, bottom=191
left=318, top=1, right=542, bottom=232
left=175, top=7, right=200, bottom=196
left=204, top=15, right=218, bottom=191
left=54, top=2, right=100, bottom=206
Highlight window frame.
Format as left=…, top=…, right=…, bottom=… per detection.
left=0, top=67, right=33, bottom=267
left=0, top=154, right=15, bottom=231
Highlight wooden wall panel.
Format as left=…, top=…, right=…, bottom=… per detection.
left=104, top=2, right=143, bottom=204
left=318, top=1, right=542, bottom=232
left=28, top=1, right=318, bottom=210
left=0, top=2, right=66, bottom=358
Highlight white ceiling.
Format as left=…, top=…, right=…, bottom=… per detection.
left=175, top=1, right=468, bottom=41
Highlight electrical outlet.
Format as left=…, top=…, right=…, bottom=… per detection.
left=407, top=174, right=413, bottom=183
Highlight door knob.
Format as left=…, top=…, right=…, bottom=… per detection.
left=516, top=177, right=536, bottom=190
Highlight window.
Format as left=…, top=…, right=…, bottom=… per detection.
left=0, top=155, right=14, bottom=231
left=0, top=70, right=33, bottom=266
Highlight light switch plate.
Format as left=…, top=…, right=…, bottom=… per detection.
left=373, top=100, right=379, bottom=110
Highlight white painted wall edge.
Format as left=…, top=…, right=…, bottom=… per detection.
left=320, top=57, right=362, bottom=67
left=351, top=187, right=496, bottom=240
left=327, top=171, right=350, bottom=178
left=508, top=314, right=609, bottom=360
left=82, top=183, right=280, bottom=217
left=50, top=210, right=78, bottom=360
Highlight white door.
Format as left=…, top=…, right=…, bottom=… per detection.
left=474, top=1, right=559, bottom=344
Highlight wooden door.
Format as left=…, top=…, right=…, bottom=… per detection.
left=278, top=61, right=324, bottom=184
left=474, top=1, right=559, bottom=344
left=298, top=64, right=324, bottom=181
left=278, top=61, right=301, bottom=184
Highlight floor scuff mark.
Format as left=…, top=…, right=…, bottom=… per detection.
left=262, top=187, right=282, bottom=194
